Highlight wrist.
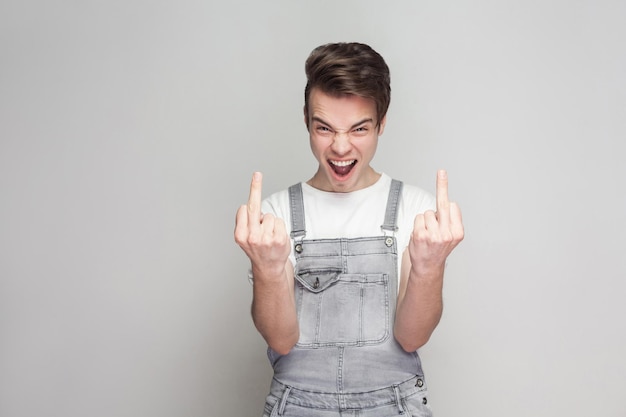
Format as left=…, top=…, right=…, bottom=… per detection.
left=251, top=262, right=288, bottom=283
left=410, top=262, right=445, bottom=283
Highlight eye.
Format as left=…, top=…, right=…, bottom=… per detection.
left=352, top=126, right=369, bottom=135
left=315, top=125, right=332, bottom=134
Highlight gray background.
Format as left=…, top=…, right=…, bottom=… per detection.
left=1, top=1, right=625, bottom=416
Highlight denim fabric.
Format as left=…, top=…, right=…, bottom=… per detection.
left=263, top=376, right=432, bottom=417
left=293, top=238, right=391, bottom=347
left=262, top=181, right=431, bottom=416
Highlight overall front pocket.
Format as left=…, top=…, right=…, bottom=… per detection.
left=294, top=271, right=390, bottom=347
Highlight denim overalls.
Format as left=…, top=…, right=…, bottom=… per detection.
left=263, top=180, right=432, bottom=417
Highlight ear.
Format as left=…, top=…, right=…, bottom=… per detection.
left=377, top=115, right=387, bottom=135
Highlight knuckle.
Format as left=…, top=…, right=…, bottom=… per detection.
left=247, top=233, right=262, bottom=246
left=276, top=233, right=289, bottom=246
left=233, top=227, right=247, bottom=244
left=412, top=231, right=430, bottom=244
left=441, top=231, right=454, bottom=243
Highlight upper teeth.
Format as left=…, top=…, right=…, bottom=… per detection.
left=330, top=160, right=355, bottom=167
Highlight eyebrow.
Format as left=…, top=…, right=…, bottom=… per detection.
left=311, top=117, right=374, bottom=130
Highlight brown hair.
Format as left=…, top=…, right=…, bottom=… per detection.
left=304, top=42, right=391, bottom=129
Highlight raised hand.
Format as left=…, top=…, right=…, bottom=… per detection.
left=408, top=170, right=464, bottom=276
left=234, top=172, right=291, bottom=278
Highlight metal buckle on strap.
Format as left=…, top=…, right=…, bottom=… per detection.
left=290, top=230, right=306, bottom=254
left=381, top=225, right=397, bottom=247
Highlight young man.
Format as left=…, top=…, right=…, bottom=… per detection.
left=235, top=42, right=464, bottom=417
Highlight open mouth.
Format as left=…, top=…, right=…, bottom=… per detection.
left=329, top=159, right=356, bottom=177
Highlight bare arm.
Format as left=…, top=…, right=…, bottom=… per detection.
left=395, top=249, right=444, bottom=351
left=394, top=170, right=464, bottom=352
left=234, top=172, right=299, bottom=354
left=250, top=258, right=298, bottom=354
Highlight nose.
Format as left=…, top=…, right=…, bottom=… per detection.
left=331, top=131, right=352, bottom=155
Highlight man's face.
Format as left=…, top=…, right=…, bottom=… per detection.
left=305, top=88, right=385, bottom=193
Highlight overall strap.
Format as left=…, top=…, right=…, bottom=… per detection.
left=289, top=179, right=402, bottom=237
left=288, top=183, right=306, bottom=240
left=381, top=179, right=403, bottom=233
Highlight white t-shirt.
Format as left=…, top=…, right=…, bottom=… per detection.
left=262, top=173, right=436, bottom=277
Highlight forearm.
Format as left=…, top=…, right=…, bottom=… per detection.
left=251, top=262, right=299, bottom=355
left=394, top=169, right=464, bottom=352
left=394, top=259, right=444, bottom=352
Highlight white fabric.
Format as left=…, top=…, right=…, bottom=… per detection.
left=261, top=173, right=436, bottom=278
